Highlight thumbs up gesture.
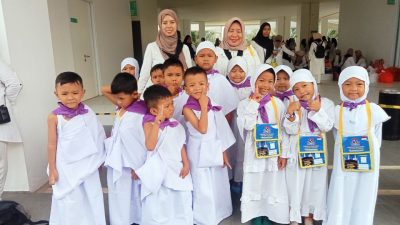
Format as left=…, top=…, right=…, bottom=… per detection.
left=308, top=96, right=321, bottom=112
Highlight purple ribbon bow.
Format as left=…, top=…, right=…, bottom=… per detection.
left=183, top=96, right=222, bottom=112
left=229, top=77, right=251, bottom=89
left=52, top=102, right=88, bottom=118
left=142, top=114, right=179, bottom=130
left=257, top=94, right=271, bottom=123
left=299, top=100, right=318, bottom=132
left=126, top=100, right=148, bottom=115
left=343, top=100, right=366, bottom=111
left=206, top=69, right=220, bottom=76
left=275, top=90, right=294, bottom=101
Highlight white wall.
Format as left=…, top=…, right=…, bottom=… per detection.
left=2, top=0, right=134, bottom=192
left=2, top=0, right=57, bottom=191
left=339, top=0, right=399, bottom=66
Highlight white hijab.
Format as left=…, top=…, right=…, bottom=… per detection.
left=227, top=56, right=249, bottom=84
left=290, top=69, right=319, bottom=100
left=338, top=66, right=369, bottom=103
left=250, top=64, right=275, bottom=92
left=120, top=57, right=140, bottom=79
left=274, top=65, right=293, bottom=81
left=196, top=41, right=216, bottom=55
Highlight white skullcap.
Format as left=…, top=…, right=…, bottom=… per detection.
left=196, top=41, right=216, bottom=55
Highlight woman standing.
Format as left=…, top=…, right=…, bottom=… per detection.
left=214, top=17, right=260, bottom=76
left=0, top=60, right=22, bottom=200
left=308, top=32, right=325, bottom=84
left=137, top=9, right=192, bottom=94
left=251, top=22, right=274, bottom=64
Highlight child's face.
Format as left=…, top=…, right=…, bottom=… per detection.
left=151, top=97, right=174, bottom=119
left=55, top=82, right=85, bottom=109
left=184, top=73, right=209, bottom=100
left=195, top=48, right=217, bottom=71
left=122, top=64, right=136, bottom=77
left=164, top=65, right=183, bottom=94
left=342, top=77, right=365, bottom=100
left=151, top=69, right=164, bottom=85
left=227, top=22, right=243, bottom=47
left=275, top=71, right=290, bottom=92
left=293, top=82, right=315, bottom=101
left=114, top=92, right=138, bottom=109
left=229, top=65, right=246, bottom=84
left=255, top=71, right=275, bottom=96
left=161, top=15, right=177, bottom=37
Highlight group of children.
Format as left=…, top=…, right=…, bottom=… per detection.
left=47, top=41, right=390, bottom=225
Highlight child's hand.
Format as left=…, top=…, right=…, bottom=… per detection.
left=308, top=97, right=321, bottom=112
left=278, top=157, right=287, bottom=170
left=155, top=105, right=166, bottom=124
left=131, top=169, right=139, bottom=180
left=223, top=151, right=232, bottom=169
left=48, top=168, right=58, bottom=185
left=250, top=84, right=262, bottom=103
left=179, top=164, right=190, bottom=179
left=287, top=101, right=301, bottom=115
left=199, top=89, right=209, bottom=110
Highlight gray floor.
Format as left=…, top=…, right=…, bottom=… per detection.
left=3, top=78, right=400, bottom=224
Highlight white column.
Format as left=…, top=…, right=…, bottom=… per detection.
left=297, top=1, right=319, bottom=42
left=199, top=21, right=206, bottom=40
left=181, top=19, right=191, bottom=39
left=1, top=0, right=57, bottom=191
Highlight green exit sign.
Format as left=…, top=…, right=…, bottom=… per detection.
left=387, top=0, right=396, bottom=5
left=130, top=0, right=137, bottom=16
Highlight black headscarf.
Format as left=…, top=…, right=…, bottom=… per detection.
left=253, top=22, right=274, bottom=62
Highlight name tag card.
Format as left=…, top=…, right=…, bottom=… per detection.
left=254, top=123, right=280, bottom=158
left=298, top=135, right=327, bottom=168
left=341, top=136, right=373, bottom=172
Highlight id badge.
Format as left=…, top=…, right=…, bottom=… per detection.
left=298, top=135, right=326, bottom=168
left=341, top=136, right=372, bottom=171
left=254, top=123, right=280, bottom=158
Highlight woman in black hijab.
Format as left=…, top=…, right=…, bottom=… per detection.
left=251, top=22, right=274, bottom=63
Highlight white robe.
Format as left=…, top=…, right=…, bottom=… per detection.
left=324, top=103, right=390, bottom=225
left=207, top=72, right=240, bottom=115
left=283, top=97, right=334, bottom=223
left=138, top=42, right=192, bottom=94
left=309, top=42, right=325, bottom=83
left=104, top=111, right=147, bottom=225
left=237, top=97, right=290, bottom=224
left=173, top=91, right=190, bottom=126
left=214, top=46, right=261, bottom=76
left=186, top=108, right=236, bottom=225
left=49, top=107, right=106, bottom=225
left=136, top=121, right=193, bottom=225
left=229, top=86, right=252, bottom=182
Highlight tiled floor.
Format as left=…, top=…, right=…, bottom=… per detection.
left=3, top=78, right=400, bottom=225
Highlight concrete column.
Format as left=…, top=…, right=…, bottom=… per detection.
left=199, top=21, right=206, bottom=40
left=181, top=19, right=192, bottom=39
left=297, top=1, right=319, bottom=42
left=277, top=16, right=285, bottom=37
left=1, top=0, right=57, bottom=191
left=283, top=16, right=291, bottom=40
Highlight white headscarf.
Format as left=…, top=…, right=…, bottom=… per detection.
left=290, top=69, right=319, bottom=100
left=338, top=66, right=369, bottom=103
left=250, top=64, right=275, bottom=92
left=120, top=57, right=140, bottom=79
left=227, top=56, right=248, bottom=84
left=274, top=65, right=293, bottom=80
left=195, top=41, right=216, bottom=55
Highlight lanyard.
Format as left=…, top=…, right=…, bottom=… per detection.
left=339, top=100, right=374, bottom=171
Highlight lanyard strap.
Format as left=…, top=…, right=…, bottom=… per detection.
left=339, top=100, right=371, bottom=139
left=270, top=97, right=280, bottom=141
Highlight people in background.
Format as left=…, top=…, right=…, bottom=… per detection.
left=251, top=22, right=274, bottom=64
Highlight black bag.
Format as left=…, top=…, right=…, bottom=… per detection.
left=0, top=201, right=49, bottom=225
left=0, top=105, right=10, bottom=124
left=314, top=42, right=325, bottom=59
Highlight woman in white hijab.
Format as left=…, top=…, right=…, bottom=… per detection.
left=283, top=69, right=334, bottom=225
left=120, top=57, right=140, bottom=79
left=324, top=66, right=390, bottom=225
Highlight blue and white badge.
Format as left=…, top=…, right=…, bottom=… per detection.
left=298, top=135, right=326, bottom=168
left=341, top=135, right=372, bottom=171
left=254, top=124, right=280, bottom=158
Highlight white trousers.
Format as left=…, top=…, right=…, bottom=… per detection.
left=0, top=141, right=7, bottom=199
